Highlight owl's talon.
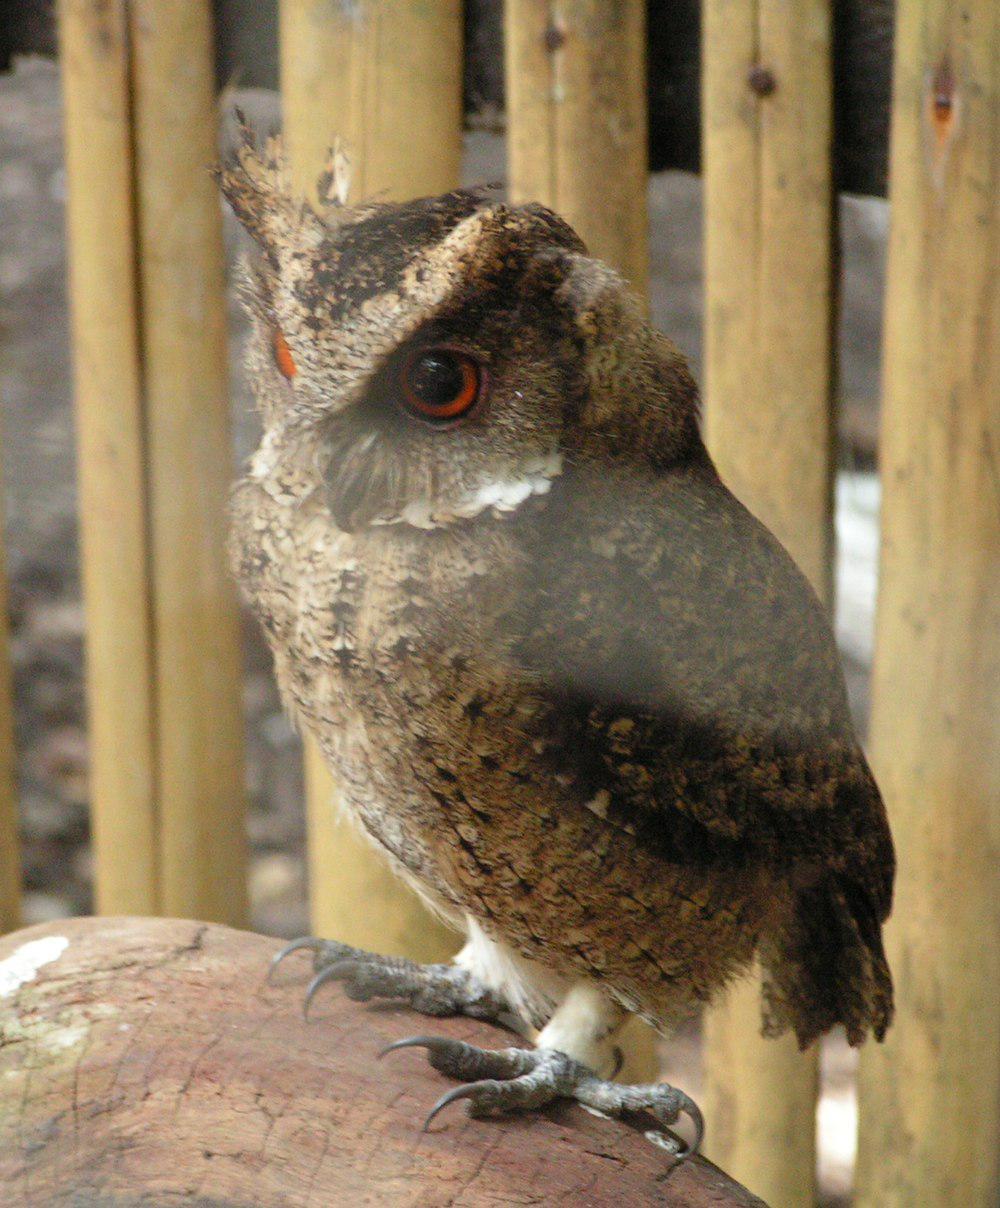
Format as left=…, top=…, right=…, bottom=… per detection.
left=267, top=936, right=323, bottom=982
left=379, top=1035, right=463, bottom=1061
left=423, top=1080, right=495, bottom=1130
left=384, top=1037, right=703, bottom=1158
left=380, top=1035, right=535, bottom=1080
left=269, top=936, right=357, bottom=983
left=303, top=960, right=362, bottom=1018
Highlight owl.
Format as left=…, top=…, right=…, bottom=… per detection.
left=221, top=131, right=894, bottom=1154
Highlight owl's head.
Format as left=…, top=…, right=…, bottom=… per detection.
left=220, top=133, right=701, bottom=532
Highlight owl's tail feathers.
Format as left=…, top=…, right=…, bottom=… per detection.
left=758, top=874, right=894, bottom=1049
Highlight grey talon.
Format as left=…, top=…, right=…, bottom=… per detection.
left=379, top=1035, right=458, bottom=1060
left=268, top=936, right=324, bottom=982
left=423, top=1080, right=495, bottom=1131
left=303, top=960, right=355, bottom=1018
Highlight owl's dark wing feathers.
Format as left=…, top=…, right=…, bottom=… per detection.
left=513, top=457, right=894, bottom=1044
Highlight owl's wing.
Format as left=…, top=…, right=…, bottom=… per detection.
left=513, top=458, right=894, bottom=1043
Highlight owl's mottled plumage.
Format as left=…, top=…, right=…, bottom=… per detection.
left=222, top=132, right=893, bottom=1096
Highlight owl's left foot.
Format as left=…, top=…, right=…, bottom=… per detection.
left=381, top=1035, right=703, bottom=1158
left=268, top=936, right=514, bottom=1025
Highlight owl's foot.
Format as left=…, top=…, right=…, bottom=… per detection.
left=381, top=1035, right=703, bottom=1159
left=269, top=936, right=513, bottom=1025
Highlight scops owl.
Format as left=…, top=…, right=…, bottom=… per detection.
left=222, top=132, right=894, bottom=1153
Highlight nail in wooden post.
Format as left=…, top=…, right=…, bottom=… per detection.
left=59, top=0, right=159, bottom=915
left=279, top=0, right=461, bottom=957
left=701, top=2, right=836, bottom=1203
left=505, top=0, right=648, bottom=298
left=856, top=1, right=999, bottom=1202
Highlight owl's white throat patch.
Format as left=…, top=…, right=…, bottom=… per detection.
left=375, top=451, right=564, bottom=531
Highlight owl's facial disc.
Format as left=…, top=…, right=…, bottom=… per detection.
left=319, top=338, right=564, bottom=534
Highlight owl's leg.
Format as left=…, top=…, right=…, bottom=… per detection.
left=383, top=983, right=703, bottom=1158
left=269, top=936, right=521, bottom=1029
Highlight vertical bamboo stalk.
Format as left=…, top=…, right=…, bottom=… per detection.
left=280, top=0, right=461, bottom=956
left=855, top=1, right=999, bottom=1203
left=505, top=0, right=655, bottom=1082
left=60, top=0, right=159, bottom=915
left=281, top=0, right=462, bottom=207
left=129, top=1, right=247, bottom=925
left=0, top=434, right=20, bottom=933
left=701, top=2, right=835, bottom=1203
left=505, top=0, right=648, bottom=296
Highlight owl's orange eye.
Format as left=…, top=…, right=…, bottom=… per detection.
left=399, top=348, right=480, bottom=423
left=272, top=328, right=297, bottom=380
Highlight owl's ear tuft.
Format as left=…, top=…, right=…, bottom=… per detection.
left=217, top=116, right=322, bottom=264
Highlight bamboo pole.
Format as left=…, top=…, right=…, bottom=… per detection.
left=855, top=1, right=999, bottom=1203
left=280, top=0, right=462, bottom=208
left=700, top=2, right=836, bottom=1203
left=505, top=0, right=648, bottom=297
left=280, top=0, right=461, bottom=956
left=505, top=0, right=656, bottom=1081
left=128, top=1, right=247, bottom=926
left=0, top=427, right=19, bottom=934
left=59, top=0, right=159, bottom=915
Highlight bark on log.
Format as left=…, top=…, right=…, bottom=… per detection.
left=0, top=918, right=763, bottom=1203
left=0, top=917, right=764, bottom=1206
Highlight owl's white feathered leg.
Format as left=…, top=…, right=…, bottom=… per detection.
left=535, top=982, right=625, bottom=1076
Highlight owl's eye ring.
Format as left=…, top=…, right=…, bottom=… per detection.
left=272, top=327, right=297, bottom=380
left=398, top=347, right=482, bottom=424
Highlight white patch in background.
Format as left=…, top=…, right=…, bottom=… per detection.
left=835, top=471, right=880, bottom=667
left=0, top=935, right=69, bottom=998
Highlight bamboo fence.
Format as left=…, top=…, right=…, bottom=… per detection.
left=505, top=0, right=648, bottom=296
left=0, top=0, right=990, bottom=1202
left=59, top=0, right=246, bottom=924
left=855, top=0, right=998, bottom=1203
left=700, top=2, right=835, bottom=1201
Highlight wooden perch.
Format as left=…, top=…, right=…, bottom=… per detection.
left=0, top=917, right=764, bottom=1206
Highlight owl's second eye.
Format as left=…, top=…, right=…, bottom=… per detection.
left=399, top=349, right=481, bottom=423
left=272, top=328, right=297, bottom=380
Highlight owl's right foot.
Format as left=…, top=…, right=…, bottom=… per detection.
left=269, top=936, right=515, bottom=1026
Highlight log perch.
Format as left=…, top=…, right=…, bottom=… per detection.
left=0, top=917, right=763, bottom=1206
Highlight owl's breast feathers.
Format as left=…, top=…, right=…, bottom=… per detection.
left=231, top=442, right=893, bottom=1045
